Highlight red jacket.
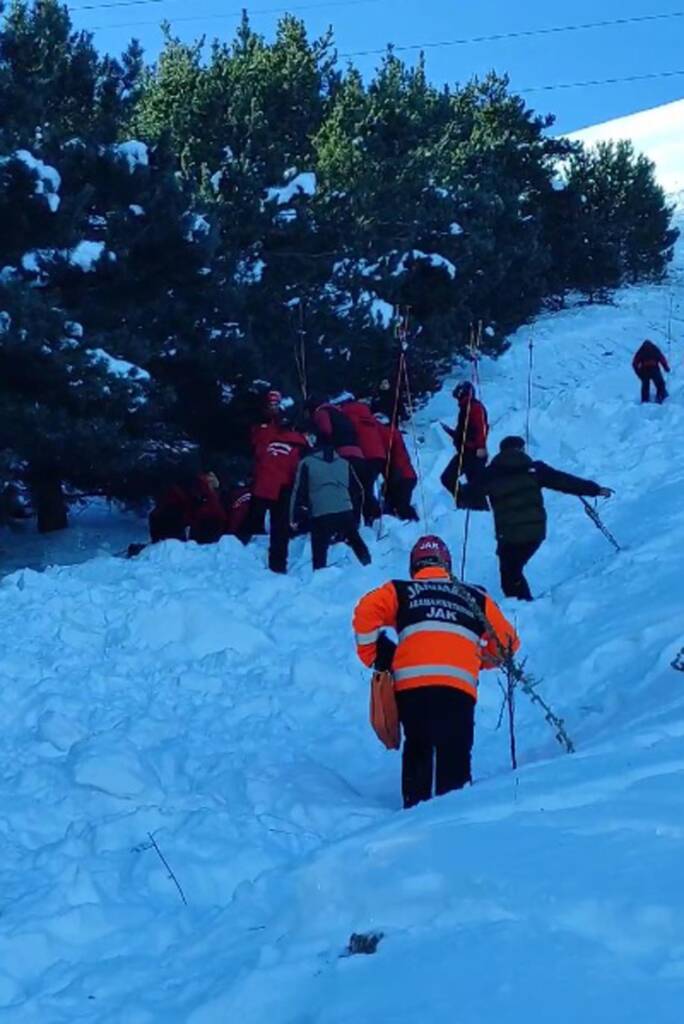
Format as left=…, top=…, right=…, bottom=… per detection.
left=456, top=397, right=488, bottom=452
left=251, top=422, right=308, bottom=501
left=377, top=422, right=416, bottom=480
left=189, top=474, right=227, bottom=533
left=311, top=404, right=363, bottom=460
left=339, top=401, right=386, bottom=461
left=156, top=484, right=194, bottom=523
left=224, top=486, right=252, bottom=535
left=633, top=341, right=669, bottom=375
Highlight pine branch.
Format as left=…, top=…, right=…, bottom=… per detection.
left=457, top=583, right=575, bottom=755
left=143, top=832, right=188, bottom=906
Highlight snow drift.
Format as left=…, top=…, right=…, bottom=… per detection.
left=2, top=107, right=684, bottom=1022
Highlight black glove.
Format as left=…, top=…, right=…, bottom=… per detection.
left=375, top=630, right=397, bottom=672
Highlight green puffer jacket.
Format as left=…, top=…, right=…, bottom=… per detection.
left=483, top=449, right=602, bottom=546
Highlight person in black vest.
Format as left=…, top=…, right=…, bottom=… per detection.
left=475, top=436, right=613, bottom=601
left=352, top=535, right=519, bottom=807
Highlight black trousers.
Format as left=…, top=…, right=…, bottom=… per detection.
left=640, top=368, right=667, bottom=403
left=440, top=451, right=488, bottom=509
left=396, top=687, right=475, bottom=809
left=245, top=490, right=291, bottom=573
left=386, top=476, right=419, bottom=521
left=310, top=511, right=371, bottom=570
left=349, top=458, right=383, bottom=525
left=497, top=539, right=542, bottom=600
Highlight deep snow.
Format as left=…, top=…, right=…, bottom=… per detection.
left=2, top=138, right=684, bottom=1023
left=570, top=97, right=684, bottom=192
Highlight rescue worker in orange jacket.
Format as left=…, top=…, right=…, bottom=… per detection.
left=353, top=535, right=519, bottom=808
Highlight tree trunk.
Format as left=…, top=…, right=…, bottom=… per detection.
left=32, top=474, right=68, bottom=533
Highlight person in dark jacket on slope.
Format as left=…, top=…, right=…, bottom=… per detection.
left=290, top=444, right=371, bottom=570
left=633, top=339, right=670, bottom=403
left=440, top=381, right=489, bottom=510
left=472, top=436, right=613, bottom=601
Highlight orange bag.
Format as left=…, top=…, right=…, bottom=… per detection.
left=370, top=670, right=401, bottom=750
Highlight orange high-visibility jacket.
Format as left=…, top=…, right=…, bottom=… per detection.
left=353, top=566, right=519, bottom=700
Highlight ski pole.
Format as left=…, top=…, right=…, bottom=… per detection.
left=459, top=508, right=471, bottom=581
left=579, top=497, right=621, bottom=552
left=506, top=661, right=518, bottom=770
left=525, top=333, right=534, bottom=448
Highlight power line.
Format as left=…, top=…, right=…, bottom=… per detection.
left=74, top=4, right=684, bottom=42
left=339, top=10, right=684, bottom=58
left=77, top=0, right=381, bottom=27
left=521, top=68, right=684, bottom=93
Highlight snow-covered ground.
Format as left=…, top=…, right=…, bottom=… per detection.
left=2, top=107, right=684, bottom=1020
left=570, top=97, right=684, bottom=193
left=0, top=499, right=146, bottom=577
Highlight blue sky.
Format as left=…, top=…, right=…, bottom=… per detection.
left=70, top=0, right=684, bottom=132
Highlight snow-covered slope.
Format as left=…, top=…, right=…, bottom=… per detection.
left=2, top=235, right=684, bottom=1020
left=570, top=97, right=684, bottom=193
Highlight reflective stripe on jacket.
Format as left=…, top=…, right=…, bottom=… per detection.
left=352, top=566, right=519, bottom=699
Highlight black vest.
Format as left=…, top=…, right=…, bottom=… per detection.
left=392, top=578, right=486, bottom=637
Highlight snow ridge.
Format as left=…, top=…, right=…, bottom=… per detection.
left=1, top=225, right=684, bottom=1021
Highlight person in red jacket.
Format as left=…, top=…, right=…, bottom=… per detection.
left=440, top=381, right=489, bottom=510
left=188, top=472, right=227, bottom=544
left=633, top=339, right=670, bottom=403
left=339, top=397, right=387, bottom=524
left=149, top=482, right=194, bottom=543
left=246, top=419, right=309, bottom=573
left=306, top=396, right=366, bottom=523
left=376, top=417, right=419, bottom=521
left=148, top=472, right=226, bottom=545
left=223, top=484, right=252, bottom=542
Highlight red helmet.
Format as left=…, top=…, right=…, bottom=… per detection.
left=409, top=535, right=452, bottom=576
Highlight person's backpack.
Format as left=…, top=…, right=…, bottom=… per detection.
left=369, top=670, right=400, bottom=750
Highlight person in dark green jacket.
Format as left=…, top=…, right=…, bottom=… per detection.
left=478, top=436, right=613, bottom=600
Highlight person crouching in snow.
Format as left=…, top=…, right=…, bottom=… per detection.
left=291, top=443, right=371, bottom=570
left=353, top=535, right=519, bottom=808
left=632, top=339, right=670, bottom=404
left=188, top=471, right=227, bottom=544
